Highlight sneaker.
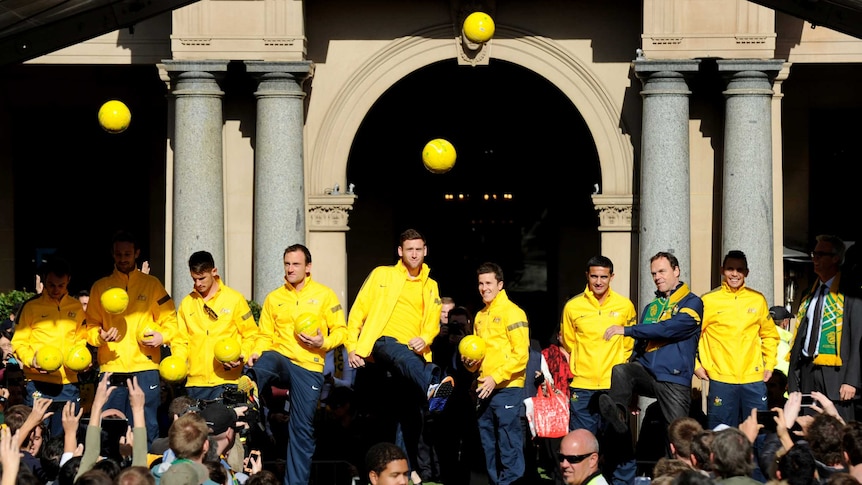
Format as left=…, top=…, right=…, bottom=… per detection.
left=598, top=394, right=627, bottom=434
left=428, top=376, right=455, bottom=413
left=238, top=375, right=260, bottom=409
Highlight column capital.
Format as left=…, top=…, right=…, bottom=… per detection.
left=716, top=59, right=785, bottom=77
left=592, top=194, right=635, bottom=232
left=160, top=59, right=230, bottom=75
left=633, top=59, right=700, bottom=79
left=717, top=59, right=787, bottom=96
left=308, top=195, right=357, bottom=232
left=245, top=61, right=314, bottom=78
left=159, top=60, right=229, bottom=94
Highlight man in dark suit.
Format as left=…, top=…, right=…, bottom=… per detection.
left=789, top=234, right=862, bottom=422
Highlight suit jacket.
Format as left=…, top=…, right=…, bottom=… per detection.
left=788, top=274, right=862, bottom=400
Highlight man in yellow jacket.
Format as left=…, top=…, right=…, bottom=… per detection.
left=465, top=262, right=530, bottom=485
left=246, top=243, right=347, bottom=485
left=85, top=230, right=177, bottom=448
left=12, top=256, right=88, bottom=437
left=561, top=255, right=637, bottom=434
left=697, top=250, right=779, bottom=429
left=346, top=229, right=449, bottom=481
left=171, top=250, right=260, bottom=401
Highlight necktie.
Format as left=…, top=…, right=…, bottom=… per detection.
left=807, top=284, right=828, bottom=356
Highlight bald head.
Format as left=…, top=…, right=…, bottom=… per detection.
left=560, top=429, right=601, bottom=485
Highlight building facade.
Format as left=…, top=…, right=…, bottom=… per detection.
left=1, top=0, right=859, bottom=339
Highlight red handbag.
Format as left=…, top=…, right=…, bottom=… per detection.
left=527, top=381, right=570, bottom=438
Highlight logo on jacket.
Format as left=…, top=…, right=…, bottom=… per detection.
left=713, top=396, right=723, bottom=407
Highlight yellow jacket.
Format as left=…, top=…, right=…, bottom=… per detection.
left=86, top=268, right=178, bottom=373
left=698, top=282, right=779, bottom=384
left=172, top=278, right=259, bottom=387
left=12, top=293, right=88, bottom=385
left=475, top=290, right=530, bottom=389
left=258, top=276, right=347, bottom=373
left=561, top=286, right=637, bottom=390
left=347, top=261, right=441, bottom=362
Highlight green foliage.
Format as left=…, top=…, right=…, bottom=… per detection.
left=0, top=290, right=37, bottom=321
left=247, top=299, right=261, bottom=324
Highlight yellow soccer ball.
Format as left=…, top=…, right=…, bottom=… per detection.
left=294, top=313, right=321, bottom=337
left=159, top=356, right=188, bottom=383
left=101, top=287, right=129, bottom=314
left=98, top=100, right=131, bottom=134
left=214, top=337, right=241, bottom=363
left=463, top=12, right=496, bottom=44
left=36, top=345, right=64, bottom=372
left=422, top=138, right=457, bottom=174
left=136, top=325, right=156, bottom=344
left=65, top=345, right=93, bottom=372
left=458, top=335, right=486, bottom=362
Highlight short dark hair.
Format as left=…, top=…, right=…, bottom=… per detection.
left=111, top=230, right=139, bottom=250
left=365, top=442, right=407, bottom=475
left=477, top=262, right=504, bottom=283
left=57, top=456, right=82, bottom=485
left=722, top=250, right=748, bottom=268
left=399, top=229, right=425, bottom=246
left=776, top=443, right=817, bottom=485
left=710, top=428, right=753, bottom=478
left=39, top=255, right=72, bottom=281
left=842, top=421, right=862, bottom=465
left=668, top=417, right=704, bottom=459
left=284, top=244, right=312, bottom=264
left=169, top=395, right=198, bottom=419
left=651, top=251, right=680, bottom=270
left=188, top=251, right=216, bottom=273
left=690, top=430, right=715, bottom=472
left=586, top=255, right=614, bottom=273
left=40, top=435, right=66, bottom=482
left=808, top=413, right=844, bottom=467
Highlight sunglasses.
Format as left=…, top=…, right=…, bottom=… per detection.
left=558, top=452, right=596, bottom=464
left=203, top=304, right=219, bottom=320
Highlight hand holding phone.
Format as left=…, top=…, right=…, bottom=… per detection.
left=108, top=373, right=134, bottom=387
left=756, top=410, right=779, bottom=432
left=801, top=394, right=815, bottom=407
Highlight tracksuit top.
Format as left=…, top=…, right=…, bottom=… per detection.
left=86, top=268, right=178, bottom=373
left=347, top=260, right=441, bottom=363
left=475, top=290, right=530, bottom=389
left=698, top=282, right=779, bottom=384
left=12, top=293, right=87, bottom=384
left=172, top=278, right=260, bottom=387
left=561, top=286, right=637, bottom=390
left=626, top=283, right=703, bottom=387
left=258, top=276, right=347, bottom=373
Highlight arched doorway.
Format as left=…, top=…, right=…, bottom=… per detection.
left=346, top=59, right=601, bottom=342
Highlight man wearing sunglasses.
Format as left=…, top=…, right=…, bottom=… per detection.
left=788, top=234, right=862, bottom=422
left=559, top=429, right=607, bottom=485
left=171, top=250, right=260, bottom=401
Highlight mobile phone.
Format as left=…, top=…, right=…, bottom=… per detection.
left=100, top=417, right=130, bottom=462
left=801, top=394, right=815, bottom=407
left=108, top=373, right=134, bottom=387
left=756, top=410, right=778, bottom=432
left=47, top=400, right=68, bottom=413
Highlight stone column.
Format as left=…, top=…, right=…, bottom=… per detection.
left=718, top=60, right=784, bottom=301
left=634, top=60, right=700, bottom=309
left=162, top=60, right=229, bottom=299
left=245, top=61, right=313, bottom=301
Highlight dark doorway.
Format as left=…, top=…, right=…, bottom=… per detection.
left=346, top=59, right=601, bottom=342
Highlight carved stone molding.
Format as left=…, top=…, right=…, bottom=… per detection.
left=592, top=194, right=635, bottom=232
left=308, top=195, right=357, bottom=232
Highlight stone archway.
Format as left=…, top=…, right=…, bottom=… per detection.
left=306, top=25, right=636, bottom=307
